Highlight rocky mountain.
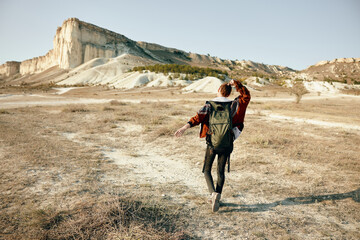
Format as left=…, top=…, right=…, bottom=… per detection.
left=0, top=18, right=295, bottom=83
left=1, top=18, right=358, bottom=87
left=301, top=58, right=360, bottom=83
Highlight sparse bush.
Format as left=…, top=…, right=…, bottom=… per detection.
left=273, top=79, right=286, bottom=86
left=150, top=116, right=164, bottom=125
left=131, top=64, right=228, bottom=80
left=155, top=125, right=174, bottom=137
left=0, top=109, right=10, bottom=114
left=116, top=116, right=131, bottom=121
left=170, top=110, right=184, bottom=116
left=155, top=122, right=184, bottom=138
left=287, top=81, right=309, bottom=103
left=249, top=135, right=272, bottom=147
left=341, top=88, right=360, bottom=96
left=103, top=106, right=115, bottom=111
left=110, top=100, right=127, bottom=106
left=62, top=105, right=90, bottom=113
left=150, top=102, right=170, bottom=109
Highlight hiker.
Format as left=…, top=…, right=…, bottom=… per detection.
left=174, top=79, right=251, bottom=212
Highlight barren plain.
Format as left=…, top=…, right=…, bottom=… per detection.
left=0, top=85, right=359, bottom=239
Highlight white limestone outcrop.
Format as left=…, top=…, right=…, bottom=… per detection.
left=19, top=50, right=56, bottom=75
left=0, top=61, right=21, bottom=77
left=1, top=18, right=149, bottom=76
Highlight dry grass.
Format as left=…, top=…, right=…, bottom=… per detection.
left=62, top=105, right=90, bottom=113
left=1, top=87, right=359, bottom=239
left=103, top=106, right=115, bottom=111
left=251, top=98, right=360, bottom=125
left=109, top=100, right=127, bottom=106
left=9, top=195, right=188, bottom=240
left=0, top=109, right=10, bottom=114
left=0, top=105, right=191, bottom=239
left=341, top=88, right=360, bottom=96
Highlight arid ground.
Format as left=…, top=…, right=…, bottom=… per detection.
left=0, top=85, right=359, bottom=239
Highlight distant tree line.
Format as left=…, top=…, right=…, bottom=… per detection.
left=132, top=64, right=228, bottom=80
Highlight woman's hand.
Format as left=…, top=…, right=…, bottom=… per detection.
left=229, top=79, right=243, bottom=87
left=174, top=123, right=190, bottom=137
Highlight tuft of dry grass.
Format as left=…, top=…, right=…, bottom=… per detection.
left=155, top=122, right=184, bottom=138
left=110, top=100, right=127, bottom=106
left=62, top=105, right=90, bottom=113
left=149, top=116, right=165, bottom=125
left=103, top=106, right=115, bottom=111
left=13, top=196, right=189, bottom=240
left=341, top=88, right=360, bottom=96
left=0, top=109, right=10, bottom=114
left=170, top=110, right=185, bottom=116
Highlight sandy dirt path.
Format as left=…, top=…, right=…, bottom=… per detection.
left=60, top=123, right=208, bottom=203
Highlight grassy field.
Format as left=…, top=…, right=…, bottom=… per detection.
left=0, top=86, right=359, bottom=239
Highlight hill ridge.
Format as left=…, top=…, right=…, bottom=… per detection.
left=0, top=18, right=295, bottom=79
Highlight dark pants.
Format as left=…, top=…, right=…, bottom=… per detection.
left=203, top=145, right=230, bottom=194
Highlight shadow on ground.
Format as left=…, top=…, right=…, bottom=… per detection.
left=220, top=188, right=360, bottom=213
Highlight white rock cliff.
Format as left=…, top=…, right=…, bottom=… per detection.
left=1, top=18, right=157, bottom=76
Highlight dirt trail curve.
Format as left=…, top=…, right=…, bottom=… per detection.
left=62, top=123, right=208, bottom=198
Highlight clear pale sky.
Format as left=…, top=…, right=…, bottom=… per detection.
left=0, top=0, right=359, bottom=70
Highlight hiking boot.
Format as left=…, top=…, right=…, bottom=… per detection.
left=211, top=192, right=221, bottom=212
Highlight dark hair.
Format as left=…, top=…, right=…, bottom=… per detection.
left=219, top=83, right=232, bottom=97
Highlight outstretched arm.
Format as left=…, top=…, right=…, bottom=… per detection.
left=174, top=102, right=210, bottom=138
left=174, top=123, right=191, bottom=137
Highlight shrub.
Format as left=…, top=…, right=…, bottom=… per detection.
left=62, top=105, right=90, bottom=113
left=110, top=100, right=127, bottom=106
left=287, top=81, right=309, bottom=104
left=103, top=106, right=115, bottom=111
left=0, top=109, right=10, bottom=114
left=131, top=64, right=228, bottom=80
